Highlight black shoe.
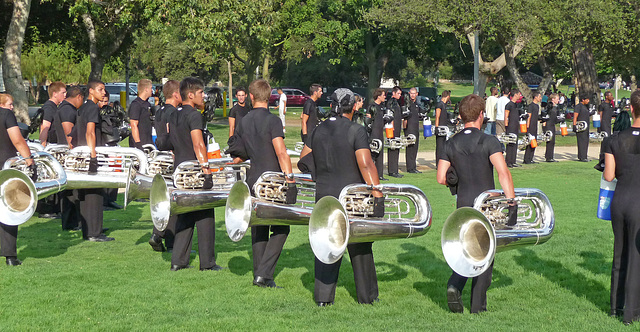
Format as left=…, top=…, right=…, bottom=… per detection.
left=379, top=177, right=388, bottom=181
left=407, top=169, right=422, bottom=174
left=388, top=173, right=404, bottom=178
left=507, top=164, right=516, bottom=168
left=170, top=264, right=192, bottom=271
left=102, top=228, right=109, bottom=234
left=545, top=159, right=558, bottom=163
left=148, top=234, right=166, bottom=252
left=201, top=264, right=225, bottom=271
left=107, top=201, right=123, bottom=210
left=447, top=286, right=464, bottom=313
left=5, top=257, right=21, bottom=266
left=578, top=158, right=589, bottom=162
left=86, top=235, right=115, bottom=242
left=253, top=276, right=282, bottom=289
left=523, top=161, right=538, bottom=164
left=317, top=302, right=333, bottom=307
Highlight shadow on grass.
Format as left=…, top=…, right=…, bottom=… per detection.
left=514, top=248, right=609, bottom=313
left=17, top=219, right=85, bottom=259
left=579, top=251, right=611, bottom=276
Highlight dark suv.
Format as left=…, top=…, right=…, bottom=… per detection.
left=269, top=88, right=310, bottom=106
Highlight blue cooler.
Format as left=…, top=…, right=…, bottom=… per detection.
left=423, top=118, right=433, bottom=138
left=593, top=113, right=601, bottom=128
left=597, top=175, right=616, bottom=220
left=152, top=127, right=157, bottom=144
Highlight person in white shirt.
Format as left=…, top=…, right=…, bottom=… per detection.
left=484, top=87, right=499, bottom=135
left=278, top=88, right=287, bottom=133
left=495, top=87, right=511, bottom=135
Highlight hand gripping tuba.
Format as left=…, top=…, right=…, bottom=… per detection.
left=309, top=184, right=431, bottom=264
left=149, top=160, right=250, bottom=231
left=441, top=188, right=554, bottom=277
left=0, top=152, right=68, bottom=225
left=224, top=172, right=316, bottom=242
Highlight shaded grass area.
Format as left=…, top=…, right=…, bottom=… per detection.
left=0, top=160, right=628, bottom=330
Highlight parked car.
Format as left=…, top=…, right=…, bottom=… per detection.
left=105, top=83, right=138, bottom=107
left=269, top=88, right=310, bottom=107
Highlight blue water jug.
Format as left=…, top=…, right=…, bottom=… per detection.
left=597, top=175, right=616, bottom=220
left=593, top=113, right=601, bottom=128
left=423, top=118, right=432, bottom=138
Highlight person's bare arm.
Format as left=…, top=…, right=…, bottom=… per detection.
left=8, top=127, right=33, bottom=165
left=436, top=159, right=450, bottom=185
left=272, top=136, right=294, bottom=183
left=86, top=122, right=97, bottom=157
left=191, top=129, right=211, bottom=174
left=604, top=153, right=616, bottom=182
left=39, top=120, right=51, bottom=145
left=61, top=122, right=74, bottom=148
left=228, top=117, right=235, bottom=138
left=130, top=119, right=140, bottom=143
left=301, top=114, right=309, bottom=135
left=490, top=152, right=515, bottom=199
left=435, top=108, right=441, bottom=126
left=355, top=148, right=382, bottom=198
left=505, top=109, right=510, bottom=127
left=300, top=144, right=312, bottom=159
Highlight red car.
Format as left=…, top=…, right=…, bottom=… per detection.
left=269, top=88, right=310, bottom=107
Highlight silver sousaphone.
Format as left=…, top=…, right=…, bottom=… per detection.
left=441, top=188, right=554, bottom=277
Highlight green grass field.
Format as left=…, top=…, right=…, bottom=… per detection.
left=0, top=155, right=628, bottom=330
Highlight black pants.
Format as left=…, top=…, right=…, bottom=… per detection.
left=523, top=145, right=536, bottom=163
left=171, top=209, right=215, bottom=269
left=611, top=214, right=626, bottom=316
left=544, top=130, right=555, bottom=161
left=372, top=149, right=384, bottom=178
left=153, top=214, right=177, bottom=249
left=405, top=135, right=419, bottom=171
left=60, top=190, right=79, bottom=230
left=251, top=225, right=289, bottom=279
left=506, top=143, right=517, bottom=165
left=387, top=148, right=399, bottom=174
left=577, top=130, right=589, bottom=160
left=78, top=188, right=104, bottom=239
left=435, top=136, right=446, bottom=164
left=314, top=242, right=378, bottom=304
left=103, top=188, right=118, bottom=205
left=0, top=223, right=17, bottom=257
left=448, top=262, right=494, bottom=313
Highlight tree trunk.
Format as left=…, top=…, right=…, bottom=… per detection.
left=227, top=59, right=233, bottom=114
left=477, top=71, right=489, bottom=97
left=504, top=45, right=532, bottom=102
left=631, top=74, right=637, bottom=91
left=364, top=31, right=388, bottom=103
left=538, top=56, right=554, bottom=93
left=89, top=58, right=105, bottom=82
left=572, top=41, right=599, bottom=105
left=82, top=12, right=130, bottom=82
left=2, top=0, right=32, bottom=124
left=262, top=54, right=270, bottom=82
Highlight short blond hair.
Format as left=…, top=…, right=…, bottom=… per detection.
left=138, top=79, right=152, bottom=93
left=249, top=79, right=271, bottom=103
left=0, top=93, right=13, bottom=106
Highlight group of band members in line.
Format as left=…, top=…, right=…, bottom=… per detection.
left=5, top=78, right=639, bottom=323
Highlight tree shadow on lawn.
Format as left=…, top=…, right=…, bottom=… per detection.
left=578, top=251, right=610, bottom=277
left=396, top=242, right=513, bottom=311
left=17, top=219, right=85, bottom=259
left=514, top=248, right=609, bottom=313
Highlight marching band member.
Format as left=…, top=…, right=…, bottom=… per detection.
left=573, top=93, right=591, bottom=162
left=504, top=89, right=522, bottom=168
left=404, top=88, right=422, bottom=173
left=434, top=90, right=451, bottom=164
left=542, top=93, right=561, bottom=162
left=523, top=92, right=541, bottom=164
left=387, top=86, right=403, bottom=178
left=437, top=94, right=515, bottom=313
left=366, top=89, right=387, bottom=180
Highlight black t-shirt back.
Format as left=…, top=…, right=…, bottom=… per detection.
left=154, top=104, right=177, bottom=138
left=442, top=127, right=502, bottom=207
left=236, top=107, right=284, bottom=188
left=302, top=98, right=320, bottom=135
left=128, top=96, right=153, bottom=146
left=0, top=107, right=19, bottom=165
left=229, top=103, right=250, bottom=135
left=505, top=101, right=519, bottom=133
left=168, top=105, right=204, bottom=167
left=42, top=99, right=58, bottom=143
left=527, top=103, right=539, bottom=136
left=76, top=100, right=103, bottom=147
left=54, top=100, right=77, bottom=144
left=309, top=116, right=369, bottom=200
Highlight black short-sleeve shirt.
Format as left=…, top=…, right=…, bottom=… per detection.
left=302, top=98, right=320, bottom=134
left=599, top=102, right=614, bottom=134
left=505, top=101, right=519, bottom=133
left=442, top=127, right=502, bottom=207
left=229, top=103, right=250, bottom=135
left=607, top=128, right=640, bottom=195
left=367, top=102, right=384, bottom=140
left=54, top=100, right=77, bottom=144
left=76, top=100, right=103, bottom=147
left=575, top=103, right=590, bottom=122
left=236, top=107, right=284, bottom=188
left=128, top=96, right=153, bottom=146
left=42, top=99, right=58, bottom=143
left=0, top=107, right=19, bottom=165
left=168, top=105, right=204, bottom=167
left=436, top=101, right=448, bottom=126
left=309, top=116, right=369, bottom=199
left=154, top=104, right=177, bottom=138
left=527, top=103, right=539, bottom=136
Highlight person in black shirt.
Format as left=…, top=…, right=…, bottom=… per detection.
left=0, top=94, right=35, bottom=266
left=39, top=81, right=66, bottom=146
left=233, top=79, right=296, bottom=288
left=300, top=88, right=383, bottom=306
left=367, top=89, right=387, bottom=181
left=53, top=86, right=83, bottom=231
left=573, top=93, right=591, bottom=162
left=543, top=93, right=561, bottom=162
left=148, top=80, right=180, bottom=252
left=523, top=92, right=541, bottom=164
left=228, top=87, right=249, bottom=137
left=603, top=90, right=640, bottom=324
left=405, top=88, right=422, bottom=173
left=437, top=94, right=516, bottom=314
left=167, top=77, right=221, bottom=271
left=387, top=86, right=404, bottom=178
left=76, top=80, right=113, bottom=242
left=129, top=79, right=154, bottom=150
left=504, top=89, right=523, bottom=167
left=301, top=84, right=323, bottom=143
left=599, top=91, right=615, bottom=136
left=435, top=90, right=451, bottom=164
